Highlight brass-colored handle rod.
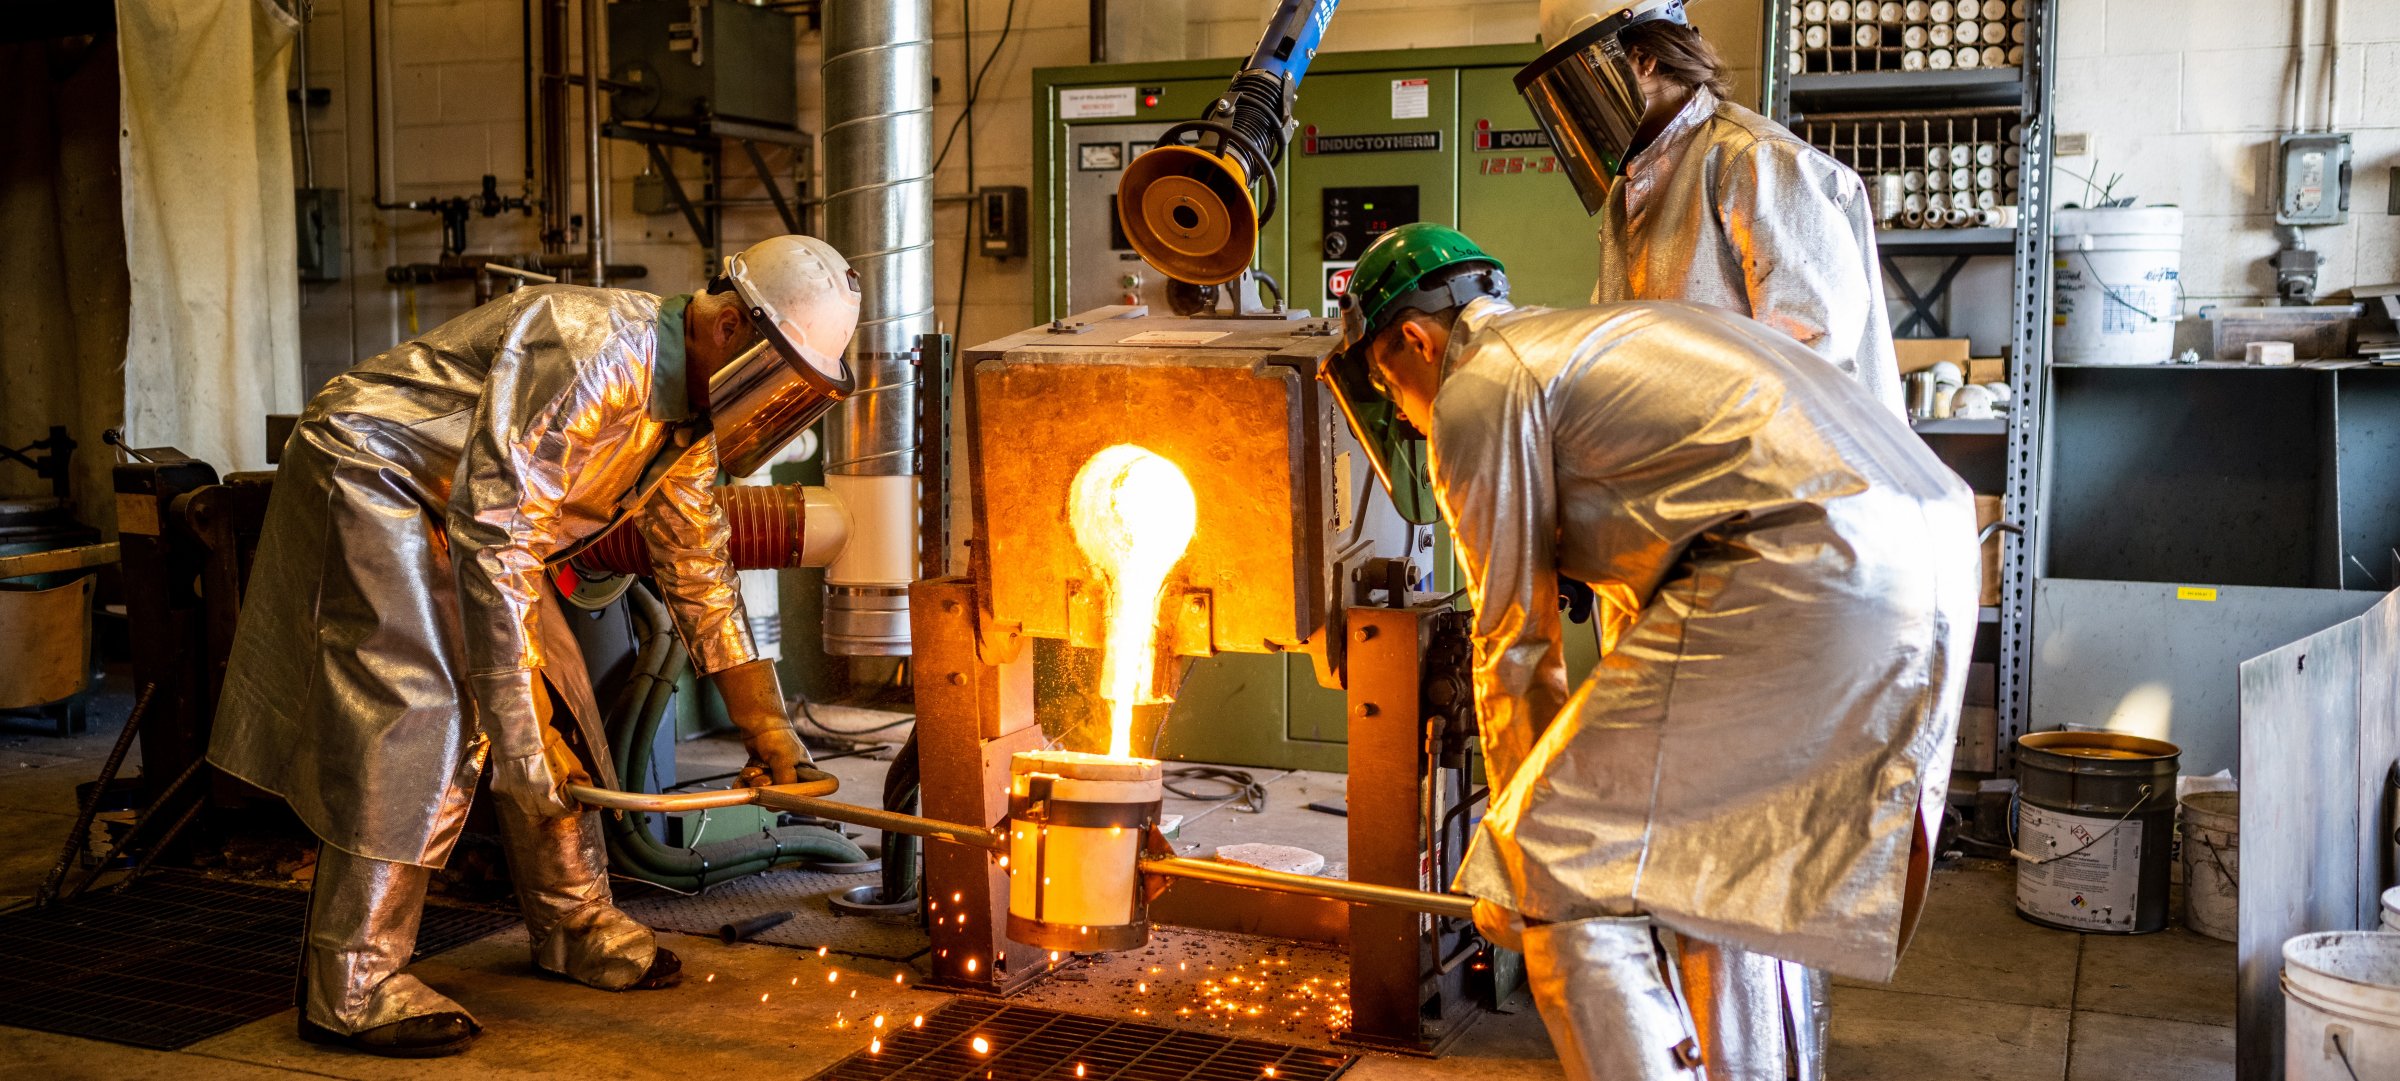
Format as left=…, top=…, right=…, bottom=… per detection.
left=749, top=787, right=1009, bottom=853
left=562, top=779, right=1478, bottom=920
left=1140, top=854, right=1479, bottom=920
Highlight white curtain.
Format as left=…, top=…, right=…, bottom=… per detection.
left=115, top=0, right=303, bottom=473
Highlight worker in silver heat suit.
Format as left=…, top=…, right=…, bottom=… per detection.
left=209, top=235, right=860, bottom=1058
left=1518, top=0, right=1904, bottom=415
left=1324, top=223, right=1974, bottom=1081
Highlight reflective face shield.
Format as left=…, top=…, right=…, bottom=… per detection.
left=710, top=237, right=863, bottom=477
left=706, top=334, right=851, bottom=477
left=1322, top=336, right=1440, bottom=526
left=1321, top=261, right=1510, bottom=526
left=1514, top=2, right=1688, bottom=215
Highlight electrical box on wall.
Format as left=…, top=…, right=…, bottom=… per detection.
left=979, top=186, right=1027, bottom=260
left=296, top=187, right=344, bottom=283
left=609, top=0, right=798, bottom=130
left=2276, top=132, right=2353, bottom=226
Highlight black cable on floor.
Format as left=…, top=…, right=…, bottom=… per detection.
left=1163, top=766, right=1267, bottom=813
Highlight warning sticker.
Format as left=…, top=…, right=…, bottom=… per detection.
left=1392, top=78, right=1429, bottom=120
left=1323, top=261, right=1357, bottom=318
left=1060, top=86, right=1137, bottom=120
left=2015, top=803, right=2144, bottom=931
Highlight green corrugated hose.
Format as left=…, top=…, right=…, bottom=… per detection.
left=598, top=586, right=864, bottom=891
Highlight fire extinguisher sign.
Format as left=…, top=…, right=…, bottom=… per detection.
left=1323, top=261, right=1356, bottom=319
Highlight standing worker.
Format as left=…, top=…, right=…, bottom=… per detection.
left=1517, top=0, right=1904, bottom=414
left=210, top=236, right=861, bottom=1057
left=1324, top=224, right=1972, bottom=1080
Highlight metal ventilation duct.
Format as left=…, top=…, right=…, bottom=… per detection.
left=820, top=0, right=934, bottom=655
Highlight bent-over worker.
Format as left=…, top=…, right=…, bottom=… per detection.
left=1324, top=223, right=1974, bottom=1081
left=210, top=236, right=860, bottom=1057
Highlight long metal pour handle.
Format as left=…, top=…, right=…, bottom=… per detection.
left=563, top=778, right=1478, bottom=920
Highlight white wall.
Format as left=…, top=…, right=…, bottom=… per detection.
left=2052, top=0, right=2400, bottom=308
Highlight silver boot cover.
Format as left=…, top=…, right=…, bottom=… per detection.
left=497, top=806, right=657, bottom=989
left=304, top=844, right=475, bottom=1034
left=1522, top=915, right=1706, bottom=1081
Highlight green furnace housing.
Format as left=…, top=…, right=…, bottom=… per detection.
left=1028, top=46, right=1601, bottom=772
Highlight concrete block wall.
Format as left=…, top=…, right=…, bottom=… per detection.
left=292, top=0, right=1784, bottom=385
left=2052, top=0, right=2400, bottom=309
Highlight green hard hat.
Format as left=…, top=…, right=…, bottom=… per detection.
left=1337, top=222, right=1507, bottom=353
left=1321, top=223, right=1508, bottom=526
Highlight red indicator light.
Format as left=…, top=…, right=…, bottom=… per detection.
left=1142, top=93, right=1160, bottom=108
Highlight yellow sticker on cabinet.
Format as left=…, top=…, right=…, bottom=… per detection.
left=2176, top=586, right=2218, bottom=602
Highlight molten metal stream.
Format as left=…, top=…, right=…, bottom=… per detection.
left=1068, top=446, right=1197, bottom=758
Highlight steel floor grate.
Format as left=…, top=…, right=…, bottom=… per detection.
left=811, top=998, right=1355, bottom=1081
left=0, top=872, right=516, bottom=1050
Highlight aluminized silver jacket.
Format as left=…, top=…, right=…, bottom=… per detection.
left=211, top=285, right=757, bottom=867
left=1593, top=89, right=1904, bottom=416
left=1436, top=297, right=1975, bottom=981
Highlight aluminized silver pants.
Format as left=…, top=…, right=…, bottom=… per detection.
left=1522, top=916, right=1825, bottom=1081
left=1673, top=940, right=1826, bottom=1081
left=302, top=808, right=657, bottom=1034
left=1522, top=916, right=1705, bottom=1081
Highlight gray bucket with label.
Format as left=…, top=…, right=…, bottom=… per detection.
left=2013, top=730, right=2181, bottom=934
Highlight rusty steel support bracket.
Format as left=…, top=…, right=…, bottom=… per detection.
left=1342, top=602, right=1484, bottom=1055
left=914, top=576, right=1044, bottom=995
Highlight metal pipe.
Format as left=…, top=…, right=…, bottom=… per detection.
left=1140, top=855, right=1479, bottom=920
left=2326, top=0, right=2344, bottom=131
left=520, top=0, right=536, bottom=197
left=2290, top=0, right=2312, bottom=132
left=295, top=2, right=315, bottom=188
left=570, top=784, right=807, bottom=812
left=562, top=780, right=1478, bottom=920
left=540, top=0, right=569, bottom=253
left=751, top=787, right=1008, bottom=851
left=581, top=0, right=606, bottom=284
left=819, top=0, right=935, bottom=656
left=370, top=0, right=396, bottom=207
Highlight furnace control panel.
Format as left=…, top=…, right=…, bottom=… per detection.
left=1321, top=185, right=1420, bottom=260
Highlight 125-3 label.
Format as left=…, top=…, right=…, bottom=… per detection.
left=1478, top=156, right=1559, bottom=175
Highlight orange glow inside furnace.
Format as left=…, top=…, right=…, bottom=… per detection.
left=1067, top=444, right=1197, bottom=758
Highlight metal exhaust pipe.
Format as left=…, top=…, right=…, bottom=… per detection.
left=820, top=0, right=935, bottom=656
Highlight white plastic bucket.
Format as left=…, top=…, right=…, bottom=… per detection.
left=2180, top=791, right=2238, bottom=942
left=2382, top=886, right=2400, bottom=932
left=2282, top=932, right=2400, bottom=1080
left=2052, top=206, right=2183, bottom=364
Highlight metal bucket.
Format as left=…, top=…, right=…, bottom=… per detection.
left=2013, top=730, right=2180, bottom=933
left=2180, top=790, right=2239, bottom=942
left=2283, top=932, right=2400, bottom=1080
left=2381, top=887, right=2400, bottom=932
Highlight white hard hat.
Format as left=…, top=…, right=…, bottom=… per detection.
left=723, top=234, right=862, bottom=381
left=708, top=235, right=863, bottom=476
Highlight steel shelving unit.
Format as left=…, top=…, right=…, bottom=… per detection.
left=1762, top=0, right=2059, bottom=771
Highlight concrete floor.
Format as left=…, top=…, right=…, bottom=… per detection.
left=0, top=678, right=2236, bottom=1079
